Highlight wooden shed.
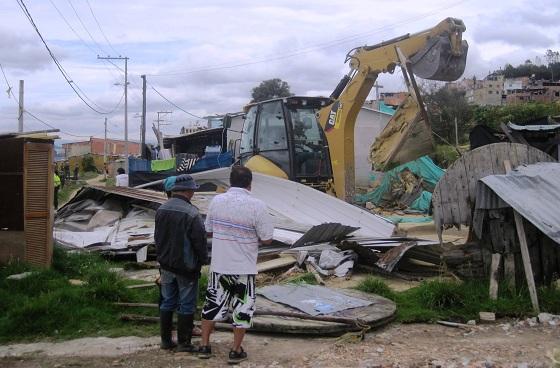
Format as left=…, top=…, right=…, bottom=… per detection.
left=0, top=132, right=57, bottom=267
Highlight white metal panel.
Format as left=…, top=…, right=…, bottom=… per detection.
left=192, top=167, right=395, bottom=238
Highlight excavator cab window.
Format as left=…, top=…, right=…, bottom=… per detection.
left=239, top=106, right=257, bottom=164
left=288, top=106, right=330, bottom=179
left=254, top=101, right=290, bottom=174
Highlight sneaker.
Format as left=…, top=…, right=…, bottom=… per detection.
left=228, top=347, right=248, bottom=365
left=197, top=345, right=212, bottom=359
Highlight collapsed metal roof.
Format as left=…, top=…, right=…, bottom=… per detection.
left=191, top=167, right=396, bottom=238
left=474, top=162, right=560, bottom=244
left=508, top=122, right=560, bottom=132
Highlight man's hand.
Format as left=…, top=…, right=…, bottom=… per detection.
left=260, top=238, right=272, bottom=245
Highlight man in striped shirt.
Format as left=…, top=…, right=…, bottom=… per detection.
left=198, top=166, right=273, bottom=364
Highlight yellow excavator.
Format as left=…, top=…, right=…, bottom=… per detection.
left=239, top=18, right=468, bottom=201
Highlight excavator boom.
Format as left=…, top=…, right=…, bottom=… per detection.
left=318, top=17, right=468, bottom=201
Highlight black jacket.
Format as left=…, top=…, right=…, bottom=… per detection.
left=154, top=194, right=208, bottom=277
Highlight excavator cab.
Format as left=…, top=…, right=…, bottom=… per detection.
left=240, top=96, right=332, bottom=190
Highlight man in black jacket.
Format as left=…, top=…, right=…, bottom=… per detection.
left=154, top=174, right=208, bottom=352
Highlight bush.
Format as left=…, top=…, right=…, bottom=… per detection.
left=355, top=277, right=395, bottom=300
left=417, top=280, right=466, bottom=309
left=432, top=144, right=460, bottom=168
left=81, top=154, right=97, bottom=172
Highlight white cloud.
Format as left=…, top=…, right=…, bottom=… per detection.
left=1, top=0, right=559, bottom=140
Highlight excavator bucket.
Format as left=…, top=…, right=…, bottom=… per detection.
left=410, top=36, right=468, bottom=81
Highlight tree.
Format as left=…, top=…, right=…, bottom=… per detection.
left=423, top=87, right=474, bottom=145
left=250, top=78, right=293, bottom=102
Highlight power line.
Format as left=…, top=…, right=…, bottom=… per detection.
left=16, top=0, right=115, bottom=114
left=84, top=0, right=119, bottom=55
left=47, top=0, right=121, bottom=78
left=150, top=86, right=203, bottom=119
left=1, top=62, right=107, bottom=138
left=65, top=0, right=107, bottom=55
left=146, top=0, right=468, bottom=77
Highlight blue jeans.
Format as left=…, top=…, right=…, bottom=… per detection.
left=159, top=269, right=198, bottom=315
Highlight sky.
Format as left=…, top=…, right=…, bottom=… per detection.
left=0, top=0, right=559, bottom=142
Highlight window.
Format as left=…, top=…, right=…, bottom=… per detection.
left=240, top=107, right=257, bottom=156
left=288, top=106, right=330, bottom=177
left=257, top=101, right=288, bottom=151
left=255, top=101, right=290, bottom=175
left=488, top=91, right=492, bottom=94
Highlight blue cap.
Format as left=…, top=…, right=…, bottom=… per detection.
left=171, top=174, right=199, bottom=191
left=163, top=176, right=177, bottom=192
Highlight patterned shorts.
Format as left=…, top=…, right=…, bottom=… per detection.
left=201, top=272, right=256, bottom=329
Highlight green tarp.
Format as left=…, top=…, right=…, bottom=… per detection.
left=355, top=155, right=444, bottom=212
left=151, top=158, right=176, bottom=172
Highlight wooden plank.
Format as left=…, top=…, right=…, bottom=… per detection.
left=305, top=262, right=325, bottom=285
left=115, top=302, right=158, bottom=308
left=126, top=283, right=156, bottom=289
left=257, top=256, right=297, bottom=273
left=513, top=213, right=540, bottom=313
left=455, top=159, right=471, bottom=225
left=489, top=253, right=501, bottom=300
left=504, top=160, right=539, bottom=313
left=503, top=252, right=516, bottom=292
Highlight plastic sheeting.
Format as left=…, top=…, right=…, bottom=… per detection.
left=409, top=191, right=433, bottom=212
left=258, top=284, right=373, bottom=316
left=151, top=158, right=176, bottom=172
left=355, top=155, right=444, bottom=211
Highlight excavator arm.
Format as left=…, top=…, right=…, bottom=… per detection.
left=317, top=17, right=468, bottom=201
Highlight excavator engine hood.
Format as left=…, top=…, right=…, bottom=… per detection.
left=410, top=35, right=468, bottom=81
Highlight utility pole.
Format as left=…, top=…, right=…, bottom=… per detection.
left=373, top=82, right=383, bottom=110
left=141, top=75, right=147, bottom=159
left=155, top=111, right=172, bottom=149
left=103, top=117, right=107, bottom=180
left=454, top=116, right=459, bottom=148
left=97, top=55, right=129, bottom=170
left=18, top=80, right=24, bottom=132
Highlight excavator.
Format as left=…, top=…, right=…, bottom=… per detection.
left=238, top=18, right=468, bottom=202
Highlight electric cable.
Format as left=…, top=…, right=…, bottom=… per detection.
left=146, top=0, right=468, bottom=77
left=16, top=0, right=115, bottom=114
left=150, top=86, right=203, bottom=119
left=84, top=0, right=119, bottom=55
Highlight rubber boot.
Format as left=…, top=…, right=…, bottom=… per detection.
left=176, top=313, right=196, bottom=353
left=160, top=310, right=176, bottom=350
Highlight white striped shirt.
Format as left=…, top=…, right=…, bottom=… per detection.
left=205, top=187, right=274, bottom=275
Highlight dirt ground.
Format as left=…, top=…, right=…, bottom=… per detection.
left=1, top=321, right=558, bottom=368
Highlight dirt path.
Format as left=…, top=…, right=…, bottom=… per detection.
left=1, top=322, right=557, bottom=367
left=59, top=174, right=105, bottom=207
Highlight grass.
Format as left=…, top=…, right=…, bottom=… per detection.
left=356, top=276, right=560, bottom=323
left=58, top=170, right=101, bottom=205
left=104, top=177, right=116, bottom=187
left=0, top=248, right=160, bottom=343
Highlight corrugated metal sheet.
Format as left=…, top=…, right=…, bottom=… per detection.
left=432, top=143, right=556, bottom=240
left=475, top=162, right=560, bottom=244
left=508, top=122, right=560, bottom=132
left=291, top=223, right=359, bottom=248
left=87, top=185, right=168, bottom=204
left=191, top=168, right=395, bottom=238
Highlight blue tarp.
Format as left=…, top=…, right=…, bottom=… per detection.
left=190, top=151, right=233, bottom=173
left=386, top=215, right=433, bottom=224
left=355, top=156, right=444, bottom=212
left=127, top=151, right=233, bottom=175
left=128, top=157, right=151, bottom=173
left=378, top=101, right=396, bottom=115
